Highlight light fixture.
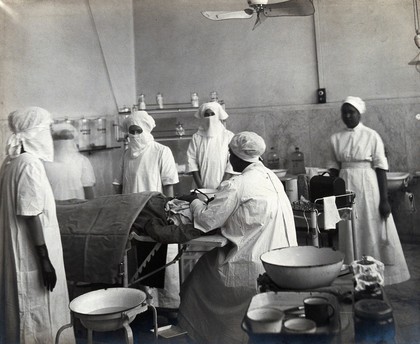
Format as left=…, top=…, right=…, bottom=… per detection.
left=409, top=0, right=420, bottom=71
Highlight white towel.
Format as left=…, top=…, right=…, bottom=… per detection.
left=323, top=196, right=341, bottom=230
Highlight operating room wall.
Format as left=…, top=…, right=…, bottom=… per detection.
left=0, top=0, right=419, bottom=200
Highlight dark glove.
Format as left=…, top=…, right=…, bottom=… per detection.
left=379, top=199, right=391, bottom=219
left=177, top=193, right=199, bottom=203
left=35, top=244, right=57, bottom=292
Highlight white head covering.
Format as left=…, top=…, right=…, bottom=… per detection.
left=7, top=106, right=54, bottom=162
left=122, top=111, right=156, bottom=158
left=51, top=123, right=78, bottom=140
left=229, top=131, right=266, bottom=163
left=194, top=102, right=229, bottom=137
left=51, top=123, right=79, bottom=159
left=343, top=96, right=366, bottom=114
left=122, top=110, right=156, bottom=133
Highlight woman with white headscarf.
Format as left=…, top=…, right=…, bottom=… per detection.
left=327, top=96, right=410, bottom=285
left=186, top=102, right=235, bottom=189
left=178, top=132, right=297, bottom=344
left=44, top=123, right=96, bottom=200
left=0, top=107, right=75, bottom=343
left=113, top=110, right=179, bottom=196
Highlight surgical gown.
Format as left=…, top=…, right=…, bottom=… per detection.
left=328, top=123, right=410, bottom=285
left=115, top=141, right=180, bottom=308
left=178, top=162, right=297, bottom=344
left=44, top=153, right=95, bottom=200
left=115, top=141, right=179, bottom=194
left=0, top=153, right=74, bottom=344
left=186, top=128, right=234, bottom=188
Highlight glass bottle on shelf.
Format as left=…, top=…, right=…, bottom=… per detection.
left=138, top=94, right=146, bottom=110
left=175, top=122, right=185, bottom=137
left=191, top=92, right=199, bottom=107
left=290, top=147, right=306, bottom=175
left=156, top=93, right=164, bottom=109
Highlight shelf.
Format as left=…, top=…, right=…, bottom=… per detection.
left=79, top=146, right=121, bottom=154
left=155, top=135, right=193, bottom=142
left=144, top=103, right=199, bottom=115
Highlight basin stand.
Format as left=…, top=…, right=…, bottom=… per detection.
left=55, top=304, right=158, bottom=344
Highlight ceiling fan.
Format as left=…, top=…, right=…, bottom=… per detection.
left=201, top=0, right=315, bottom=30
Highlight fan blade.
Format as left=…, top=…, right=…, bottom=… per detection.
left=252, top=12, right=267, bottom=30
left=263, top=0, right=315, bottom=17
left=201, top=9, right=254, bottom=21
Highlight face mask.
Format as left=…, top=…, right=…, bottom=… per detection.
left=128, top=132, right=153, bottom=158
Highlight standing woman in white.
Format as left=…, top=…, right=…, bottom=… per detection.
left=327, top=96, right=410, bottom=285
left=0, top=107, right=75, bottom=343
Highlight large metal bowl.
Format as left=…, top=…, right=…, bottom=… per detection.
left=261, top=246, right=344, bottom=290
left=69, top=288, right=147, bottom=332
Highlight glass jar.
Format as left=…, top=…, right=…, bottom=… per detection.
left=138, top=94, right=146, bottom=110
left=290, top=147, right=306, bottom=175
left=156, top=93, right=164, bottom=109
left=78, top=118, right=92, bottom=150
left=191, top=92, right=199, bottom=107
left=354, top=299, right=395, bottom=344
left=266, top=147, right=280, bottom=169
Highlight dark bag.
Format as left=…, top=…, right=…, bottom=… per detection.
left=309, top=172, right=348, bottom=208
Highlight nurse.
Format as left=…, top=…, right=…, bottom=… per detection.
left=178, top=131, right=297, bottom=344
left=0, top=107, right=75, bottom=343
left=113, top=110, right=179, bottom=196
left=327, top=96, right=410, bottom=285
left=44, top=123, right=96, bottom=200
left=186, top=102, right=235, bottom=189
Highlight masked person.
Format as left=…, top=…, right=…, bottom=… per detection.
left=113, top=110, right=180, bottom=309
left=327, top=96, right=410, bottom=285
left=186, top=102, right=235, bottom=189
left=44, top=123, right=96, bottom=200
left=178, top=131, right=297, bottom=344
left=113, top=110, right=178, bottom=196
left=0, top=107, right=75, bottom=344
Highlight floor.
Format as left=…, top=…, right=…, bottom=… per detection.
left=72, top=240, right=420, bottom=344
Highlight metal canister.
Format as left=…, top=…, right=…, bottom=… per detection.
left=156, top=93, right=164, bottom=109
left=93, top=117, right=107, bottom=148
left=78, top=118, right=91, bottom=150
left=354, top=299, right=395, bottom=343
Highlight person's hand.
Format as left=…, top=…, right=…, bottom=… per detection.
left=36, top=245, right=57, bottom=291
left=177, top=193, right=199, bottom=203
left=379, top=199, right=391, bottom=219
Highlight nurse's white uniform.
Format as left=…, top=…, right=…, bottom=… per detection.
left=116, top=141, right=179, bottom=194
left=328, top=123, right=410, bottom=285
left=115, top=140, right=180, bottom=308
left=44, top=140, right=96, bottom=200
left=178, top=162, right=297, bottom=344
left=0, top=153, right=75, bottom=344
left=186, top=128, right=234, bottom=189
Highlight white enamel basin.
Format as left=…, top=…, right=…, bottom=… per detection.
left=386, top=172, right=410, bottom=192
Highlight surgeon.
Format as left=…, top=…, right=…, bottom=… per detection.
left=178, top=131, right=297, bottom=344
left=0, top=107, right=75, bottom=344
left=44, top=123, right=96, bottom=200
left=113, top=110, right=179, bottom=196
left=186, top=102, right=235, bottom=189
